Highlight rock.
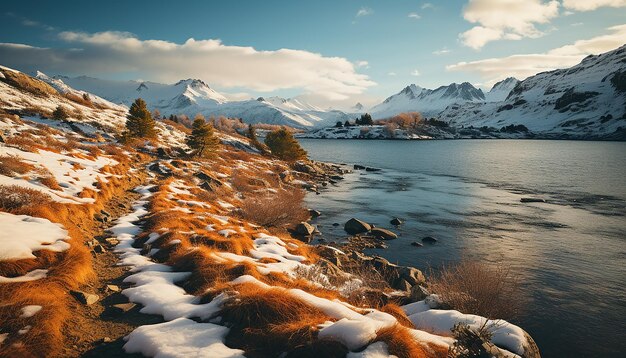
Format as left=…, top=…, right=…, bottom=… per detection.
left=101, top=337, right=113, bottom=343
left=422, top=236, right=438, bottom=243
left=393, top=278, right=413, bottom=292
left=195, top=172, right=223, bottom=186
left=370, top=256, right=392, bottom=272
left=370, top=227, right=398, bottom=240
left=390, top=218, right=403, bottom=226
left=293, top=161, right=319, bottom=175
left=410, top=241, right=423, bottom=247
left=295, top=222, right=316, bottom=236
left=111, top=303, right=136, bottom=314
left=199, top=181, right=215, bottom=192
left=365, top=167, right=382, bottom=172
left=332, top=223, right=340, bottom=227
left=373, top=242, right=388, bottom=249
left=94, top=213, right=108, bottom=223
left=156, top=147, right=170, bottom=158
left=308, top=209, right=322, bottom=218
left=330, top=175, right=344, bottom=181
left=399, top=267, right=425, bottom=286
left=70, top=290, right=99, bottom=305
left=344, top=218, right=371, bottom=235
left=410, top=285, right=430, bottom=302
left=520, top=197, right=546, bottom=203
left=279, top=170, right=293, bottom=183
left=93, top=244, right=106, bottom=254
left=353, top=164, right=366, bottom=170
left=106, top=284, right=121, bottom=293
left=317, top=259, right=347, bottom=278
left=104, top=238, right=119, bottom=246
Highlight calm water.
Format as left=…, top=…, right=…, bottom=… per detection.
left=300, top=139, right=626, bottom=358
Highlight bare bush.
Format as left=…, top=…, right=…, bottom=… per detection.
left=0, top=156, right=35, bottom=176
left=0, top=185, right=52, bottom=211
left=237, top=188, right=308, bottom=228
left=428, top=260, right=523, bottom=320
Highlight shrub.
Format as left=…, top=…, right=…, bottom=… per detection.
left=264, top=128, right=307, bottom=161
left=52, top=105, right=69, bottom=121
left=186, top=115, right=221, bottom=157
left=0, top=156, right=35, bottom=176
left=427, top=260, right=523, bottom=320
left=238, top=188, right=309, bottom=228
left=65, top=92, right=93, bottom=108
left=383, top=122, right=398, bottom=138
left=125, top=98, right=157, bottom=138
left=0, top=185, right=52, bottom=211
left=247, top=124, right=268, bottom=154
left=0, top=69, right=57, bottom=96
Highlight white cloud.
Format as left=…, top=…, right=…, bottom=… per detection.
left=421, top=3, right=434, bottom=9
left=448, top=24, right=626, bottom=85
left=408, top=12, right=422, bottom=19
left=356, top=7, right=373, bottom=17
left=433, top=47, right=451, bottom=55
left=355, top=60, right=370, bottom=68
left=0, top=31, right=375, bottom=101
left=460, top=0, right=559, bottom=49
left=388, top=72, right=397, bottom=76
left=562, top=0, right=626, bottom=11
left=411, top=69, right=421, bottom=76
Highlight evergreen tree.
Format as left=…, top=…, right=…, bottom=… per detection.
left=126, top=98, right=156, bottom=138
left=247, top=124, right=268, bottom=154
left=52, top=105, right=69, bottom=120
left=186, top=115, right=220, bottom=157
left=359, top=113, right=373, bottom=125
left=335, top=121, right=343, bottom=128
left=344, top=120, right=351, bottom=127
left=264, top=127, right=307, bottom=161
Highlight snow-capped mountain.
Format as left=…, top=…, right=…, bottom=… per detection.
left=371, top=82, right=485, bottom=119
left=438, top=45, right=626, bottom=138
left=50, top=75, right=348, bottom=128
left=484, top=77, right=520, bottom=102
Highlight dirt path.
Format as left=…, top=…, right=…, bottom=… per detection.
left=60, top=180, right=162, bottom=358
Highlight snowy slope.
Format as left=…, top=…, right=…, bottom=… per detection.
left=59, top=76, right=349, bottom=128
left=439, top=45, right=626, bottom=138
left=371, top=82, right=485, bottom=119
left=485, top=77, right=520, bottom=102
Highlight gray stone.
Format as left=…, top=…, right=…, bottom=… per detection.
left=393, top=278, right=413, bottom=292
left=399, top=267, right=425, bottom=285
left=410, top=285, right=430, bottom=302
left=370, top=227, right=398, bottom=240
left=390, top=218, right=403, bottom=226
left=520, top=197, right=546, bottom=203
left=70, top=290, right=99, bottom=305
left=106, top=284, right=121, bottom=293
left=344, top=218, right=371, bottom=235
left=93, top=244, right=106, bottom=254
left=422, top=236, right=438, bottom=243
left=295, top=222, right=316, bottom=236
left=308, top=209, right=322, bottom=218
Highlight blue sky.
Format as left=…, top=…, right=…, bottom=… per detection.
left=1, top=0, right=625, bottom=108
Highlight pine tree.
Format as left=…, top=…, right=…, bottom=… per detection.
left=52, top=105, right=69, bottom=120
left=359, top=113, right=373, bottom=125
left=264, top=127, right=307, bottom=161
left=126, top=98, right=156, bottom=138
left=247, top=124, right=268, bottom=154
left=344, top=120, right=351, bottom=127
left=335, top=121, right=343, bottom=128
left=186, top=115, right=221, bottom=157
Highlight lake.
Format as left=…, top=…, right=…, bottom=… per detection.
left=299, top=139, right=626, bottom=358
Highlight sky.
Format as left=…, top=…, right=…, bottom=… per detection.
left=0, top=0, right=625, bottom=109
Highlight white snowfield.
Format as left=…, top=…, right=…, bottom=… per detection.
left=0, top=145, right=118, bottom=204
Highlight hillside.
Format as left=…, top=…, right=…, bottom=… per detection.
left=0, top=66, right=540, bottom=357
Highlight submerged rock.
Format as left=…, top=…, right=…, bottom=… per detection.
left=354, top=164, right=366, bottom=170
left=370, top=227, right=398, bottom=240
left=365, top=167, right=382, bottom=172
left=520, top=197, right=546, bottom=203
left=344, top=218, right=371, bottom=235
left=390, top=218, right=403, bottom=226
left=410, top=241, right=423, bottom=247
left=308, top=209, right=322, bottom=218
left=422, top=236, right=438, bottom=243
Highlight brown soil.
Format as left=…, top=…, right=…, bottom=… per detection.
left=59, top=177, right=162, bottom=358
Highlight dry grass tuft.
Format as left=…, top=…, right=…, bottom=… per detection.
left=0, top=185, right=52, bottom=212
left=375, top=324, right=447, bottom=358
left=0, top=155, right=36, bottom=176
left=428, top=260, right=523, bottom=320
left=39, top=176, right=63, bottom=191
left=237, top=188, right=309, bottom=229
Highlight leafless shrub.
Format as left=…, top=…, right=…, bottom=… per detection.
left=428, top=260, right=523, bottom=320
left=0, top=156, right=35, bottom=176
left=237, top=188, right=308, bottom=228
left=0, top=185, right=52, bottom=211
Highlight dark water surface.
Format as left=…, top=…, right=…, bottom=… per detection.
left=299, top=139, right=626, bottom=358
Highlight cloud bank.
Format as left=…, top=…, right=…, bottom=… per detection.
left=0, top=31, right=375, bottom=100
left=448, top=24, right=626, bottom=86
left=562, top=0, right=626, bottom=11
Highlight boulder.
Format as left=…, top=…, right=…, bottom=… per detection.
left=370, top=227, right=398, bottom=240
left=330, top=175, right=344, bottom=181
left=279, top=170, right=294, bottom=183
left=195, top=171, right=223, bottom=186
left=111, top=303, right=136, bottom=314
left=353, top=164, right=366, bottom=170
left=410, top=241, right=423, bottom=247
left=422, top=236, right=438, bottom=243
left=398, top=266, right=425, bottom=286
left=344, top=218, right=371, bottom=235
left=365, top=167, right=382, bottom=172
left=393, top=278, right=413, bottom=292
left=390, top=218, right=403, bottom=226
left=106, top=284, right=121, bottom=293
left=409, top=285, right=430, bottom=302
left=308, top=209, right=322, bottom=218
left=293, top=161, right=319, bottom=175
left=295, top=222, right=316, bottom=236
left=70, top=290, right=99, bottom=305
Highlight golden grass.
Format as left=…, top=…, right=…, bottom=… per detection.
left=375, top=324, right=447, bottom=358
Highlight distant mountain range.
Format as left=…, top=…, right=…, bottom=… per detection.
left=29, top=45, right=626, bottom=138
